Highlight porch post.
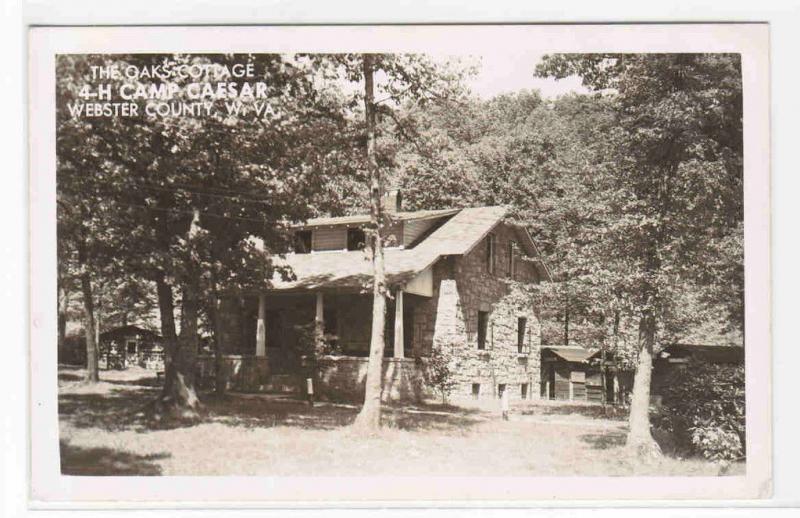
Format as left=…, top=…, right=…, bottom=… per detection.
left=256, top=294, right=266, bottom=357
left=393, top=289, right=404, bottom=358
left=315, top=292, right=324, bottom=350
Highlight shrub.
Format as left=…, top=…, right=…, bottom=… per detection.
left=653, top=359, right=745, bottom=461
left=421, top=340, right=460, bottom=404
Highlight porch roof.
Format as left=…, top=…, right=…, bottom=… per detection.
left=268, top=206, right=511, bottom=292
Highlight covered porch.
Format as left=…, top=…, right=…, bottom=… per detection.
left=199, top=287, right=432, bottom=401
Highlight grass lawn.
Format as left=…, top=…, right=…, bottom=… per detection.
left=58, top=365, right=744, bottom=477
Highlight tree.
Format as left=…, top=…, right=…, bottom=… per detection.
left=309, top=54, right=472, bottom=431
left=536, top=54, right=744, bottom=456
left=422, top=339, right=461, bottom=404
left=56, top=53, right=358, bottom=419
left=351, top=55, right=387, bottom=430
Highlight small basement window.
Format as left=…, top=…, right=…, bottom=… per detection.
left=477, top=310, right=489, bottom=350
left=293, top=230, right=312, bottom=254
left=347, top=227, right=366, bottom=251
left=517, top=317, right=527, bottom=353
left=471, top=383, right=480, bottom=399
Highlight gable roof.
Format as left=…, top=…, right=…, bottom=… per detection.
left=269, top=206, right=549, bottom=292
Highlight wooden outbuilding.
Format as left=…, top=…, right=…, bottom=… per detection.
left=98, top=325, right=164, bottom=371
left=540, top=346, right=613, bottom=403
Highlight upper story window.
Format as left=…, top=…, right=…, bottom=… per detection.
left=508, top=240, right=517, bottom=278
left=477, top=310, right=489, bottom=350
left=347, top=227, right=366, bottom=251
left=293, top=230, right=312, bottom=254
left=486, top=233, right=496, bottom=274
left=517, top=317, right=527, bottom=353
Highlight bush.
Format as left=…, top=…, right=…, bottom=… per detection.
left=653, top=359, right=745, bottom=461
left=421, top=340, right=460, bottom=404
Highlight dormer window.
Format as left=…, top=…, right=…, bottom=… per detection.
left=293, top=230, right=312, bottom=254
left=347, top=227, right=366, bottom=251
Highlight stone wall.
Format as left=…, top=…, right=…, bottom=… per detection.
left=429, top=222, right=543, bottom=401
left=196, top=355, right=271, bottom=392
left=315, top=356, right=424, bottom=402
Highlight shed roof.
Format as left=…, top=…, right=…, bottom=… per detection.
left=542, top=346, right=598, bottom=363
left=269, top=206, right=547, bottom=292
left=660, top=344, right=744, bottom=364
left=99, top=325, right=161, bottom=340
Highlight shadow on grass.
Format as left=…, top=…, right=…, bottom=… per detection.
left=522, top=403, right=628, bottom=421
left=59, top=388, right=161, bottom=432
left=59, top=375, right=487, bottom=435
left=58, top=372, right=83, bottom=382
left=204, top=394, right=357, bottom=430
left=60, top=441, right=169, bottom=476
left=580, top=430, right=627, bottom=450
left=203, top=394, right=487, bottom=433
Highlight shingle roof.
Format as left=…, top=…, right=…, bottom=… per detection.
left=269, top=206, right=510, bottom=292
left=301, top=208, right=460, bottom=228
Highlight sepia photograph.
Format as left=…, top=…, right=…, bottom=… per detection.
left=26, top=24, right=772, bottom=503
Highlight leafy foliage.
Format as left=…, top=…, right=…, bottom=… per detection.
left=421, top=339, right=461, bottom=404
left=654, top=360, right=745, bottom=460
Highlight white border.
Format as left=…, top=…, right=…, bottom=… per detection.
left=28, top=24, right=771, bottom=505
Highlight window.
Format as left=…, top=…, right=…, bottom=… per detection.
left=497, top=383, right=507, bottom=399
left=521, top=383, right=529, bottom=400
left=508, top=240, right=517, bottom=278
left=293, top=230, right=312, bottom=254
left=471, top=383, right=481, bottom=399
left=477, top=310, right=489, bottom=350
left=517, top=317, right=527, bottom=353
left=346, top=227, right=366, bottom=251
left=126, top=340, right=137, bottom=355
left=486, top=233, right=496, bottom=274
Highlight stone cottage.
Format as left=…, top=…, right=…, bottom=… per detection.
left=207, top=192, right=552, bottom=402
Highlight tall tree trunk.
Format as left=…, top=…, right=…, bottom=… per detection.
left=153, top=279, right=202, bottom=419
left=155, top=270, right=177, bottom=362
left=79, top=270, right=99, bottom=383
left=353, top=54, right=387, bottom=432
left=563, top=277, right=570, bottom=345
left=57, top=271, right=69, bottom=351
left=150, top=268, right=202, bottom=420
left=210, top=293, right=226, bottom=395
left=76, top=234, right=99, bottom=383
left=626, top=307, right=661, bottom=457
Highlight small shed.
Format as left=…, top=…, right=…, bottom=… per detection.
left=540, top=346, right=610, bottom=403
left=99, top=325, right=164, bottom=371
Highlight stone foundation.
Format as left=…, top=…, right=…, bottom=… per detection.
left=195, top=354, right=425, bottom=401
left=196, top=355, right=271, bottom=392
left=314, top=356, right=424, bottom=403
